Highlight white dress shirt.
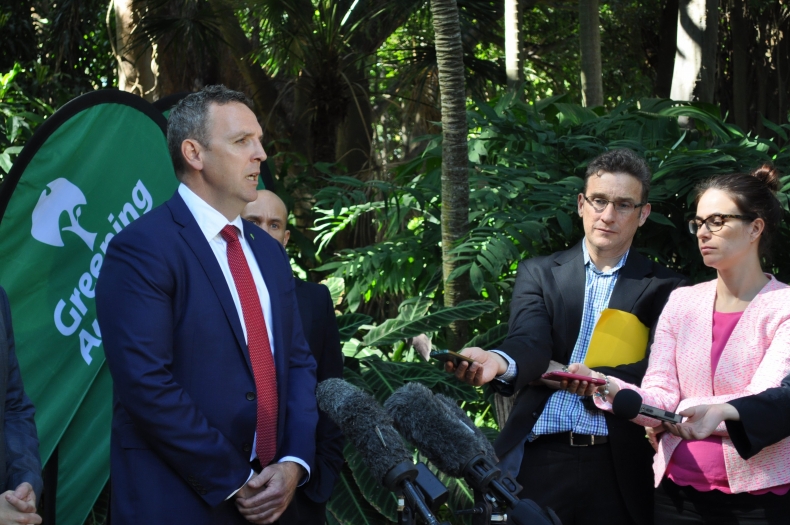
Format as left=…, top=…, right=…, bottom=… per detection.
left=178, top=184, right=309, bottom=493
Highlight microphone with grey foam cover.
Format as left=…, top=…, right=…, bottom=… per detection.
left=316, top=378, right=449, bottom=525
left=384, top=381, right=495, bottom=477
left=386, top=382, right=561, bottom=525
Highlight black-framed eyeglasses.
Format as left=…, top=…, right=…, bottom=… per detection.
left=688, top=213, right=755, bottom=234
left=583, top=195, right=646, bottom=216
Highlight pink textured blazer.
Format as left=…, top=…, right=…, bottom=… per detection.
left=595, top=276, right=790, bottom=493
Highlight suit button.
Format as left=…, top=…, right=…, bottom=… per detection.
left=246, top=392, right=256, bottom=401
left=243, top=443, right=251, bottom=453
left=532, top=412, right=539, bottom=418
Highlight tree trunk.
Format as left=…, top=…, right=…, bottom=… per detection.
left=654, top=0, right=679, bottom=98
left=505, top=0, right=523, bottom=92
left=336, top=61, right=374, bottom=177
left=731, top=0, right=749, bottom=129
left=113, top=0, right=157, bottom=101
left=206, top=0, right=294, bottom=145
left=430, top=0, right=470, bottom=350
left=578, top=0, right=603, bottom=107
left=670, top=0, right=719, bottom=103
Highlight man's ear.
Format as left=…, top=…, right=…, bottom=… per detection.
left=181, top=139, right=204, bottom=172
left=283, top=229, right=291, bottom=248
left=577, top=193, right=585, bottom=217
left=638, top=202, right=651, bottom=227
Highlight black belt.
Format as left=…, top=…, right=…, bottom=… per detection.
left=535, top=431, right=609, bottom=447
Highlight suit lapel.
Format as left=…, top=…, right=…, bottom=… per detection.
left=552, top=244, right=585, bottom=361
left=167, top=193, right=250, bottom=370
left=608, top=249, right=651, bottom=313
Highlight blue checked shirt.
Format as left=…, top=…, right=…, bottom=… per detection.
left=495, top=241, right=629, bottom=439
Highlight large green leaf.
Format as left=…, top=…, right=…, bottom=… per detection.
left=342, top=441, right=399, bottom=521
left=336, top=313, right=373, bottom=342
left=356, top=356, right=480, bottom=403
left=327, top=462, right=392, bottom=525
left=464, top=323, right=509, bottom=349
left=363, top=301, right=498, bottom=347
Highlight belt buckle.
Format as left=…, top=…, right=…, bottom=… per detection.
left=569, top=431, right=591, bottom=447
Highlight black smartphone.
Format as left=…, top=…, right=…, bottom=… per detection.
left=430, top=350, right=476, bottom=367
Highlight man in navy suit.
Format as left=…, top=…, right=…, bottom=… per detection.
left=0, top=287, right=42, bottom=525
left=243, top=190, right=345, bottom=525
left=96, top=86, right=318, bottom=525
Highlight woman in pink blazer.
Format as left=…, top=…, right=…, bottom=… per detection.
left=570, top=165, right=790, bottom=523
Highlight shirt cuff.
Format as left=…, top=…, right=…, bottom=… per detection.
left=490, top=350, right=517, bottom=383
left=227, top=469, right=256, bottom=500
left=279, top=456, right=311, bottom=486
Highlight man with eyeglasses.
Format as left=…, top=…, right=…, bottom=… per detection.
left=447, top=148, right=688, bottom=525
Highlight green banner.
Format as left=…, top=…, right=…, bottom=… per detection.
left=0, top=90, right=177, bottom=523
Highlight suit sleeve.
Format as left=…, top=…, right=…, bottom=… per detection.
left=96, top=229, right=250, bottom=507
left=727, top=382, right=790, bottom=459
left=495, top=260, right=555, bottom=395
left=0, top=288, right=43, bottom=498
left=304, top=285, right=344, bottom=503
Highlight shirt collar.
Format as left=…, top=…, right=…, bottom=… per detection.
left=581, top=238, right=629, bottom=275
left=178, top=183, right=244, bottom=242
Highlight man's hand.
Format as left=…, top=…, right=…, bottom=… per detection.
left=530, top=360, right=566, bottom=390
left=0, top=483, right=41, bottom=524
left=563, top=363, right=608, bottom=397
left=663, top=403, right=740, bottom=441
left=236, top=462, right=303, bottom=524
left=444, top=347, right=506, bottom=386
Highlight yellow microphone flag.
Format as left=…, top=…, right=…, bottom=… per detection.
left=584, top=309, right=649, bottom=368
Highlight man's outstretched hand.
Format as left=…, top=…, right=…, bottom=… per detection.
left=444, top=347, right=507, bottom=386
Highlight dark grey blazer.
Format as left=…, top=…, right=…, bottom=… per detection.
left=0, top=287, right=43, bottom=498
left=726, top=374, right=790, bottom=460
left=492, top=242, right=687, bottom=525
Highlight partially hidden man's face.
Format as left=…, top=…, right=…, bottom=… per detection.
left=242, top=191, right=290, bottom=247
left=197, top=102, right=267, bottom=213
left=577, top=171, right=651, bottom=257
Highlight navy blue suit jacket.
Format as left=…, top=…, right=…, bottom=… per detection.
left=0, top=287, right=42, bottom=499
left=727, top=374, right=790, bottom=460
left=293, top=280, right=344, bottom=503
left=96, top=192, right=318, bottom=524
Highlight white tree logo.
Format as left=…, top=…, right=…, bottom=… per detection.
left=31, top=178, right=97, bottom=250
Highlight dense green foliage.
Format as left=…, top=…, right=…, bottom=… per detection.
left=6, top=1, right=790, bottom=523
left=313, top=95, right=790, bottom=523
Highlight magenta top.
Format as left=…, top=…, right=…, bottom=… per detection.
left=667, top=310, right=790, bottom=495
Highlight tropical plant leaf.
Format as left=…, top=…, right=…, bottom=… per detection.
left=342, top=441, right=399, bottom=522
left=327, top=463, right=392, bottom=525
left=464, top=323, right=509, bottom=349
left=336, top=313, right=373, bottom=342
left=363, top=301, right=498, bottom=347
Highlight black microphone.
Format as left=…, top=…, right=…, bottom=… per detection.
left=385, top=382, right=560, bottom=525
left=612, top=389, right=683, bottom=424
left=316, top=378, right=449, bottom=525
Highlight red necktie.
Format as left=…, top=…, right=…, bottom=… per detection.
left=220, top=225, right=278, bottom=465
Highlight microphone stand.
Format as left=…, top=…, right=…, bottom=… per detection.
left=384, top=462, right=451, bottom=525
left=455, top=454, right=541, bottom=525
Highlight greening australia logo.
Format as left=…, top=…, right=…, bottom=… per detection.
left=31, top=178, right=154, bottom=365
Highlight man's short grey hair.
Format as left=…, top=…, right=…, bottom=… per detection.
left=584, top=148, right=652, bottom=202
left=167, top=85, right=254, bottom=177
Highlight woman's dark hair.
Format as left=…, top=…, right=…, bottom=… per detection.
left=693, top=163, right=784, bottom=261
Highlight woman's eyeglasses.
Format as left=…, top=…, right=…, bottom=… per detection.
left=688, top=213, right=754, bottom=234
